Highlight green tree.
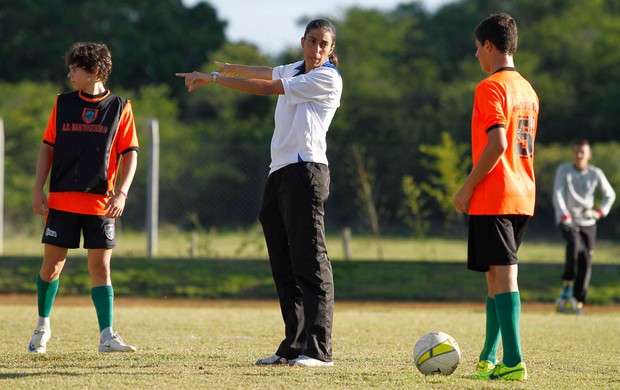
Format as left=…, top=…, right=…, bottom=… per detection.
left=401, top=175, right=430, bottom=238
left=331, top=7, right=422, bottom=145
left=508, top=0, right=620, bottom=143
left=118, top=84, right=184, bottom=229
left=0, top=82, right=60, bottom=233
left=162, top=42, right=275, bottom=229
left=1, top=0, right=620, bottom=238
left=0, top=0, right=226, bottom=95
left=182, top=42, right=275, bottom=143
left=419, top=132, right=470, bottom=230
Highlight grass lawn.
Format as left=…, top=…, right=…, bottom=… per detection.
left=2, top=257, right=619, bottom=304
left=1, top=297, right=618, bottom=389
left=3, top=228, right=620, bottom=264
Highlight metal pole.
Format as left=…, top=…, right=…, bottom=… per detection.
left=0, top=118, right=4, bottom=255
left=146, top=118, right=159, bottom=258
left=342, top=227, right=351, bottom=260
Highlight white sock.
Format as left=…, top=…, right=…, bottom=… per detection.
left=37, top=317, right=50, bottom=329
left=100, top=327, right=114, bottom=342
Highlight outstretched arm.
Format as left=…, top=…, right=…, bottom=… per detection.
left=216, top=61, right=273, bottom=79
left=176, top=71, right=284, bottom=95
left=176, top=61, right=283, bottom=95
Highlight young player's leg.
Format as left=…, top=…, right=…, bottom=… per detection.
left=560, top=225, right=580, bottom=297
left=467, top=216, right=499, bottom=378
left=29, top=208, right=79, bottom=353
left=88, top=248, right=113, bottom=335
left=257, top=169, right=305, bottom=364
left=471, top=287, right=501, bottom=379
left=38, top=244, right=69, bottom=316
left=467, top=216, right=502, bottom=376
left=84, top=215, right=135, bottom=352
left=468, top=215, right=528, bottom=380
left=29, top=244, right=69, bottom=353
left=488, top=215, right=529, bottom=380
left=480, top=274, right=501, bottom=363
left=573, top=225, right=596, bottom=313
left=283, top=163, right=334, bottom=367
left=488, top=264, right=522, bottom=365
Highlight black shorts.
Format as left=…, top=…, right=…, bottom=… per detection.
left=42, top=209, right=116, bottom=249
left=467, top=215, right=531, bottom=272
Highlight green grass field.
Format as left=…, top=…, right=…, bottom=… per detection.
left=2, top=230, right=618, bottom=387
left=0, top=297, right=618, bottom=389
left=4, top=229, right=620, bottom=263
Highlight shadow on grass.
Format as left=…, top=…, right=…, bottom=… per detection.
left=0, top=257, right=618, bottom=304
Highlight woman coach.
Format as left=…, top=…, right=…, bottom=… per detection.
left=176, top=18, right=342, bottom=367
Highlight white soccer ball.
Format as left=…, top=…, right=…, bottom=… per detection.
left=556, top=297, right=579, bottom=314
left=413, top=331, right=461, bottom=375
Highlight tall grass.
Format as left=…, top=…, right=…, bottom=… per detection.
left=1, top=298, right=618, bottom=389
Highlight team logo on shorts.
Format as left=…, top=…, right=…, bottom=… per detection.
left=82, top=108, right=98, bottom=124
left=104, top=224, right=115, bottom=240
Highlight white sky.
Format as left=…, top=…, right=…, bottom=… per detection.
left=183, top=0, right=456, bottom=55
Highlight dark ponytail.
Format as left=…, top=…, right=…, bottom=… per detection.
left=305, top=18, right=338, bottom=68
left=329, top=53, right=339, bottom=68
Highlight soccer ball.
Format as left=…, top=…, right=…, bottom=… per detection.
left=413, top=331, right=461, bottom=375
left=556, top=296, right=579, bottom=314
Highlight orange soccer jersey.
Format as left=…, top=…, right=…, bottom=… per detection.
left=468, top=68, right=539, bottom=216
left=44, top=91, right=139, bottom=215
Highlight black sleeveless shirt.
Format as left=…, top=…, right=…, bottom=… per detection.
left=48, top=91, right=128, bottom=195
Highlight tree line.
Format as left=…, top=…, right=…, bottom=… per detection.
left=0, top=0, right=618, bottom=238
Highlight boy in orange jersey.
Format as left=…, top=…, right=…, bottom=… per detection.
left=454, top=13, right=539, bottom=381
left=29, top=42, right=139, bottom=354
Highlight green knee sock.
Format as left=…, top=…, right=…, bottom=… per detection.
left=37, top=274, right=59, bottom=318
left=91, top=285, right=114, bottom=332
left=495, top=291, right=523, bottom=367
left=479, top=296, right=500, bottom=363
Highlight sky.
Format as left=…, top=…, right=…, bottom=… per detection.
left=182, top=0, right=456, bottom=55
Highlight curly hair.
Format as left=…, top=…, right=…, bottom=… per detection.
left=65, top=42, right=112, bottom=84
left=475, top=13, right=518, bottom=55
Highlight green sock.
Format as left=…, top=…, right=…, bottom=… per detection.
left=495, top=291, right=523, bottom=367
left=479, top=296, right=500, bottom=363
left=91, top=285, right=114, bottom=332
left=37, top=274, right=59, bottom=318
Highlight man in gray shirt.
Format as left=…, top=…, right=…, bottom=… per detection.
left=552, top=139, right=616, bottom=314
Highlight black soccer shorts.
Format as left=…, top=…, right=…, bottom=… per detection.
left=42, top=208, right=116, bottom=249
left=467, top=215, right=531, bottom=272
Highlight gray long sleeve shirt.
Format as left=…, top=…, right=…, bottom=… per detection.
left=552, top=162, right=616, bottom=226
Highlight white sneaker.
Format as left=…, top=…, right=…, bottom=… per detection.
left=28, top=327, right=51, bottom=354
left=98, top=332, right=137, bottom=352
left=255, top=354, right=288, bottom=365
left=289, top=355, right=334, bottom=367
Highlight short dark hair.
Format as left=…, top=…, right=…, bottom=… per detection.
left=475, top=13, right=518, bottom=55
left=65, top=42, right=112, bottom=84
left=304, top=19, right=339, bottom=68
left=572, top=138, right=590, bottom=147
